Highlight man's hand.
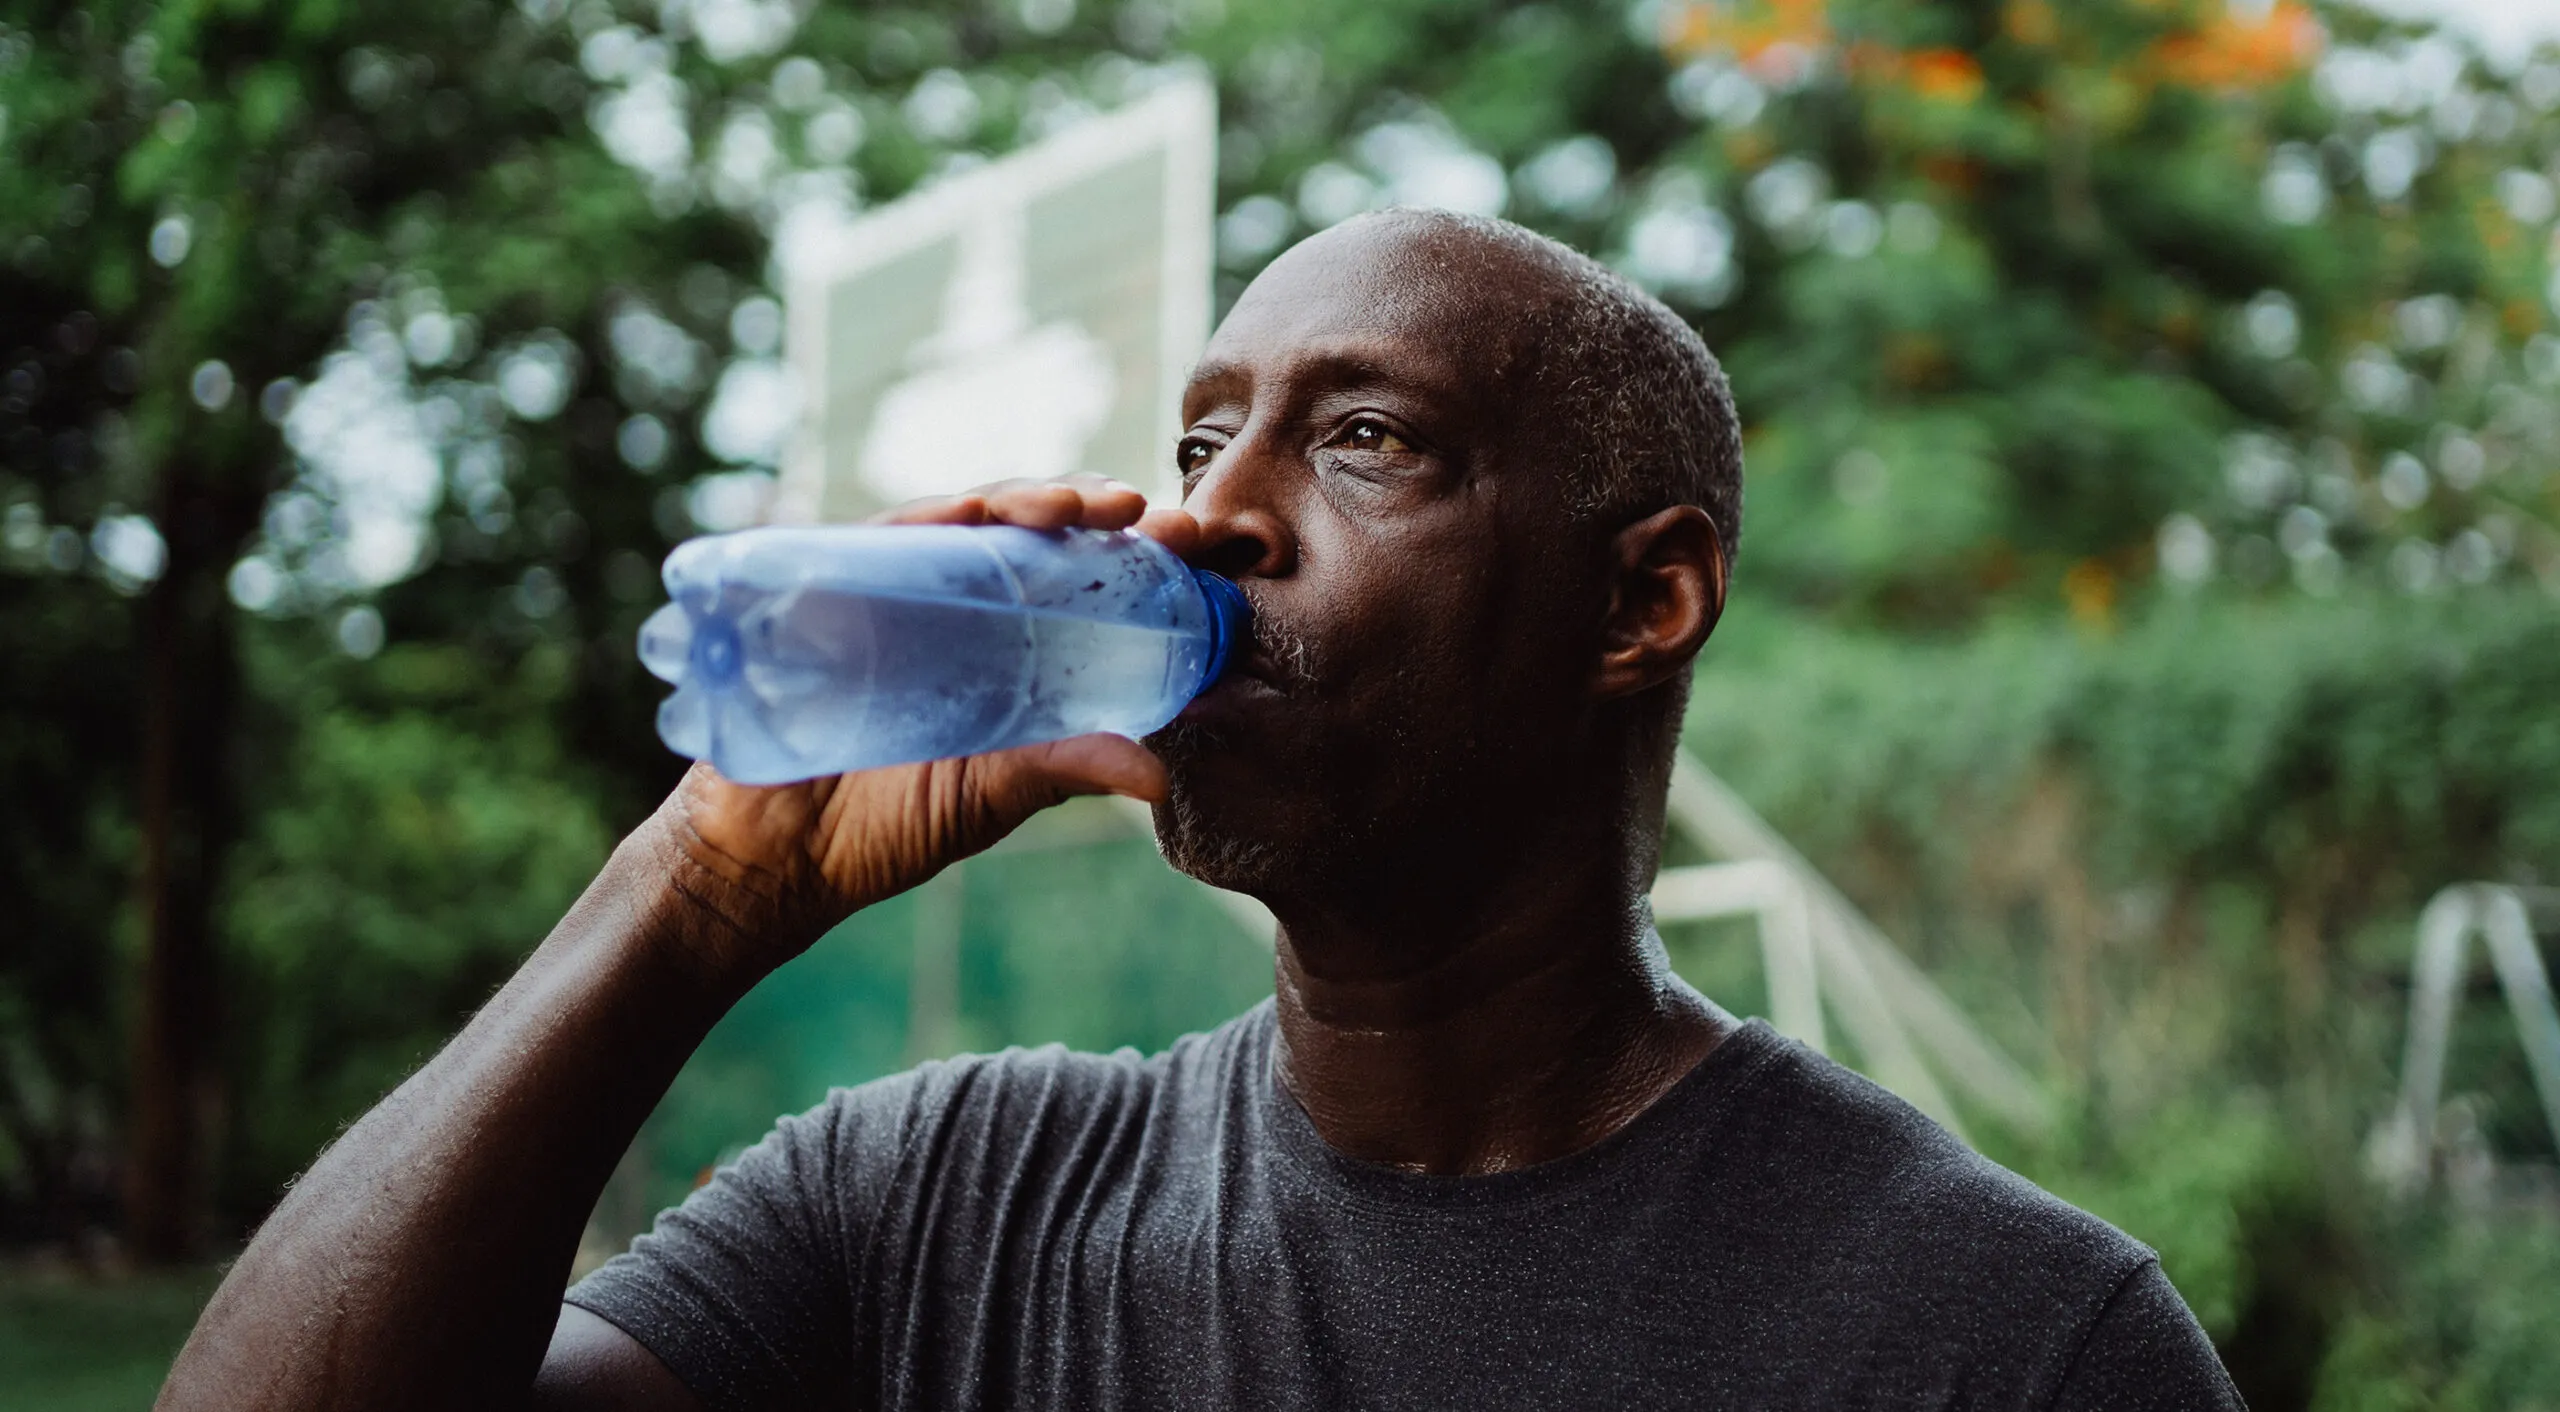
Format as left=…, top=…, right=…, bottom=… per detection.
left=636, top=475, right=1206, bottom=987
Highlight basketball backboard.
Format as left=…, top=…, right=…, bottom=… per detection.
left=774, top=77, right=1216, bottom=523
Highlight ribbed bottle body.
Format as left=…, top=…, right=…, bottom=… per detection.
left=640, top=525, right=1236, bottom=785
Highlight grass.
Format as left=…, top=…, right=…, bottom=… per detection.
left=0, top=1266, right=216, bottom=1412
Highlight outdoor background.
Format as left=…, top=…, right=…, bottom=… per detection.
left=6, top=0, right=2560, bottom=1406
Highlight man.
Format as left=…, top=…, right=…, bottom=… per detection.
left=163, top=210, right=2241, bottom=1410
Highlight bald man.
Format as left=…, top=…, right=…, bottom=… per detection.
left=163, top=212, right=2240, bottom=1411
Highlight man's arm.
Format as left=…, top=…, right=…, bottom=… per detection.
left=157, top=479, right=1192, bottom=1412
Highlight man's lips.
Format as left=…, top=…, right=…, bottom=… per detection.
left=1181, top=654, right=1286, bottom=720
left=1234, top=647, right=1290, bottom=686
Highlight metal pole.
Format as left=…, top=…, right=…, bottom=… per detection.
left=1810, top=907, right=1967, bottom=1140
left=2477, top=887, right=2560, bottom=1162
left=1665, top=753, right=2046, bottom=1132
left=2375, top=884, right=2560, bottom=1195
left=1649, top=859, right=1825, bottom=1051
left=2373, top=887, right=2474, bottom=1192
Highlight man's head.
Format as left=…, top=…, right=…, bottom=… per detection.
left=1147, top=210, right=1740, bottom=932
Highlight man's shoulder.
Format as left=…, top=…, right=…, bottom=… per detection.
left=806, top=1001, right=1271, bottom=1161
left=1655, top=1029, right=2185, bottom=1390
left=1728, top=1030, right=2153, bottom=1287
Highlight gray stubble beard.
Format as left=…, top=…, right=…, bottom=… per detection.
left=1142, top=719, right=1293, bottom=894
left=1142, top=606, right=1335, bottom=894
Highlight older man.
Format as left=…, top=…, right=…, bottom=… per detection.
left=163, top=211, right=2240, bottom=1410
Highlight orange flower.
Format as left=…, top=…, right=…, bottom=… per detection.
left=1906, top=48, right=1985, bottom=103
left=1661, top=0, right=1832, bottom=67
left=2150, top=1, right=2323, bottom=91
left=1846, top=44, right=1984, bottom=105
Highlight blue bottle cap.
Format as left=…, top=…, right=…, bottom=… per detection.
left=1192, top=570, right=1252, bottom=685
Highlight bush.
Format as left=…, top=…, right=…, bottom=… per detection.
left=1682, top=587, right=2560, bottom=1404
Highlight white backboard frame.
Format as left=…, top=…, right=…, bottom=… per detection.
left=775, top=76, right=1217, bottom=523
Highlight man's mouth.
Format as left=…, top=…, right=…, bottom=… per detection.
left=1176, top=644, right=1288, bottom=726
left=1180, top=599, right=1313, bottom=721
left=1184, top=662, right=1282, bottom=712
left=1235, top=646, right=1292, bottom=688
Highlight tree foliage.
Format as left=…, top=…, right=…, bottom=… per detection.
left=5, top=0, right=2560, bottom=1397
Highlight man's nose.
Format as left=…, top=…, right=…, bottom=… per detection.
left=1181, top=429, right=1298, bottom=582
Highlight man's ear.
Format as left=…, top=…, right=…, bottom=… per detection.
left=1594, top=505, right=1725, bottom=699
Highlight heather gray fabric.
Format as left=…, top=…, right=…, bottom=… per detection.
left=569, top=1001, right=2241, bottom=1410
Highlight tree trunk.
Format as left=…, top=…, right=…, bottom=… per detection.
left=124, top=472, right=252, bottom=1263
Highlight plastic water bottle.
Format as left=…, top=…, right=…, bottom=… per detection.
left=637, top=524, right=1252, bottom=785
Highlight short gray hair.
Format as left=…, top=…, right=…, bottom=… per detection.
left=1364, top=209, right=1745, bottom=577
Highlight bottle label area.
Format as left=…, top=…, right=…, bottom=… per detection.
left=644, top=527, right=1224, bottom=784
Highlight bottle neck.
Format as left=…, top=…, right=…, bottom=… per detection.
left=1193, top=570, right=1252, bottom=684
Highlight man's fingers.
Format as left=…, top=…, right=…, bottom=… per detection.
left=1057, top=476, right=1150, bottom=530
left=873, top=494, right=992, bottom=526
left=984, top=733, right=1168, bottom=810
left=876, top=478, right=1161, bottom=534
left=1134, top=506, right=1203, bottom=558
left=877, top=484, right=1082, bottom=528
left=873, top=477, right=1173, bottom=545
left=968, top=479, right=1084, bottom=529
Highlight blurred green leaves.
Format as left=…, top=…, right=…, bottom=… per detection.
left=3, top=0, right=2560, bottom=1394
left=1690, top=588, right=2560, bottom=898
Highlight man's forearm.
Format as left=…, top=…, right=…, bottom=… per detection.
left=155, top=487, right=1168, bottom=1409
left=160, top=826, right=765, bottom=1411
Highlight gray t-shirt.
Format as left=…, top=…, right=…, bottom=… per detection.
left=570, top=1001, right=2241, bottom=1410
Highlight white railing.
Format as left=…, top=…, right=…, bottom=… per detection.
left=1650, top=755, right=2048, bottom=1142
left=1042, top=753, right=2050, bottom=1144
left=2369, top=883, right=2560, bottom=1195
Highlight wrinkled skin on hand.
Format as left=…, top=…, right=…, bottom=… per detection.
left=638, top=473, right=1207, bottom=985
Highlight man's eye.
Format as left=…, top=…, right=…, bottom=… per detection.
left=1176, top=436, right=1219, bottom=475
left=1338, top=419, right=1413, bottom=454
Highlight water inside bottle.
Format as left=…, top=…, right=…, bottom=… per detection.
left=652, top=585, right=1213, bottom=784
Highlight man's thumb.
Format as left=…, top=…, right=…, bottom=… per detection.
left=985, top=733, right=1168, bottom=813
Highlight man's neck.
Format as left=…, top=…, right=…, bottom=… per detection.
left=1267, top=868, right=1728, bottom=1177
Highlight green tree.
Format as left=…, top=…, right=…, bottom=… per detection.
left=0, top=0, right=719, bottom=1256
left=7, top=0, right=2558, bottom=1282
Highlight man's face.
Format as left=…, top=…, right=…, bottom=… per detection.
left=1147, top=219, right=1600, bottom=916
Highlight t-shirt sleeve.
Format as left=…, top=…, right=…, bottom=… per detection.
left=2048, top=1259, right=2245, bottom=1411
left=565, top=1075, right=922, bottom=1412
